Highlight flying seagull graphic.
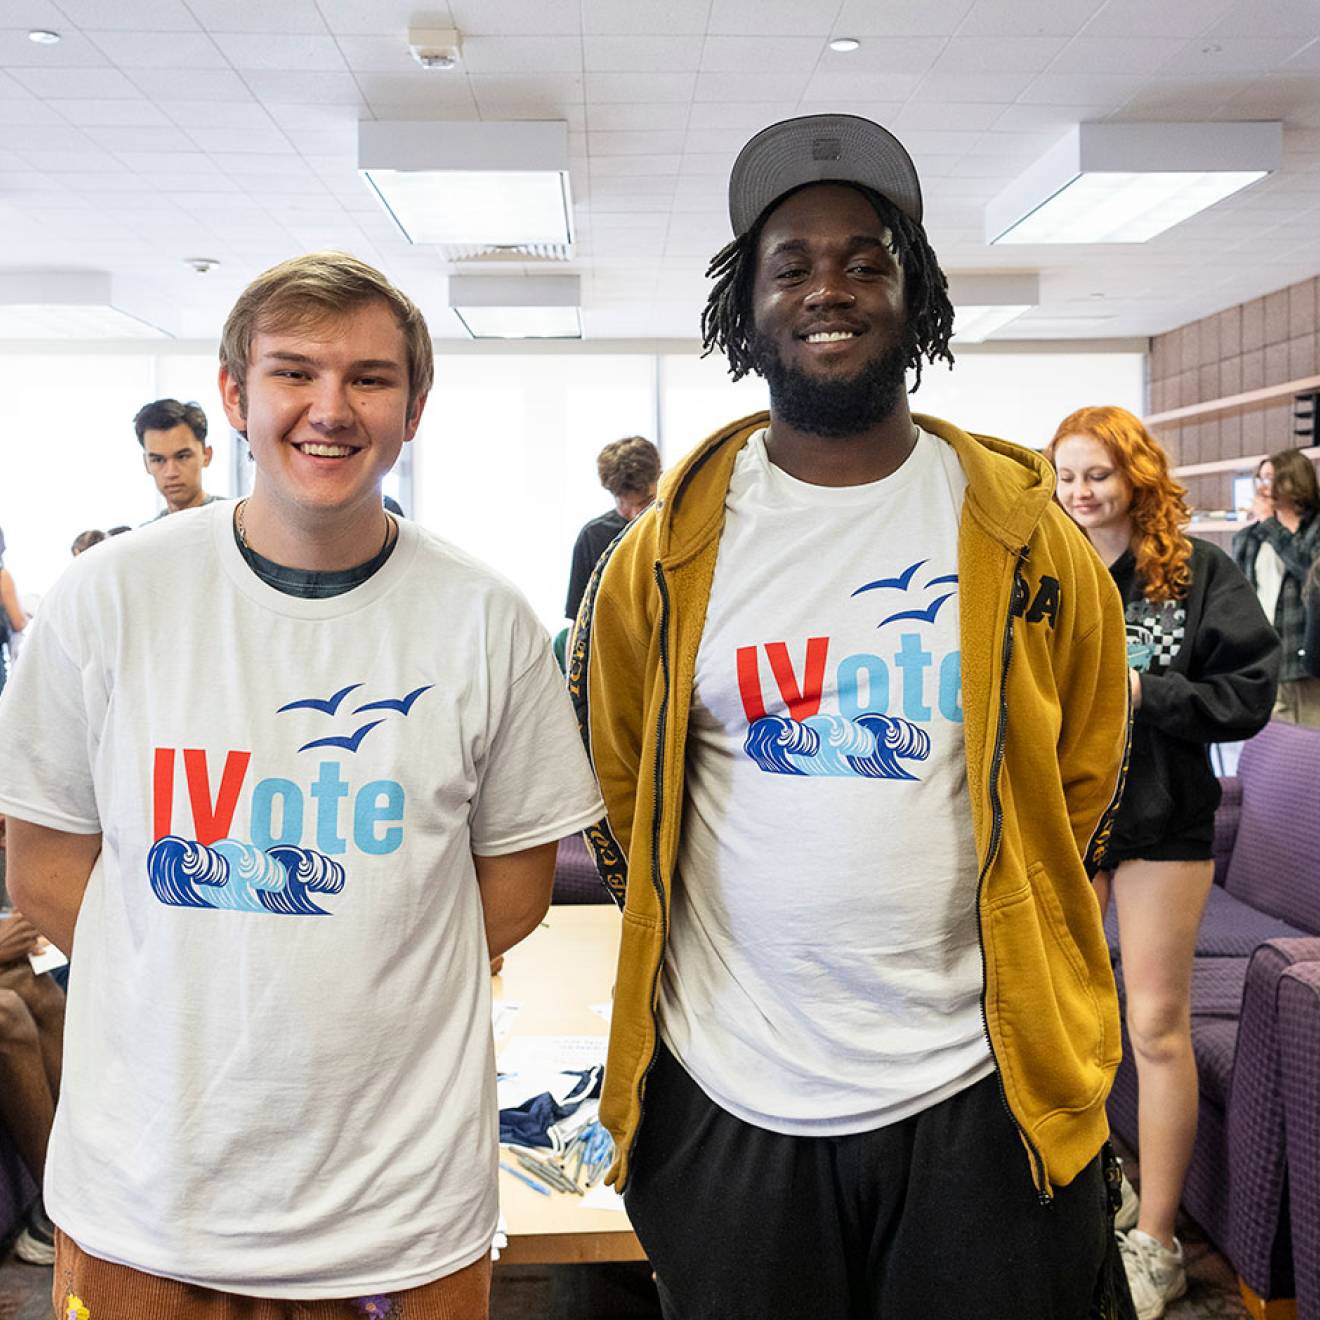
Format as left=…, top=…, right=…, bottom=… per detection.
left=297, top=720, right=385, bottom=754
left=878, top=592, right=956, bottom=628
left=354, top=684, right=435, bottom=715
left=278, top=683, right=363, bottom=716
left=851, top=559, right=929, bottom=596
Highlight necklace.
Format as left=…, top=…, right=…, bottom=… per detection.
left=234, top=500, right=395, bottom=558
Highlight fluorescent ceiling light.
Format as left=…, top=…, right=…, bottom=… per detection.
left=449, top=274, right=581, bottom=340
left=946, top=273, right=1038, bottom=342
left=359, top=121, right=573, bottom=249
left=0, top=271, right=169, bottom=339
left=986, top=121, right=1281, bottom=245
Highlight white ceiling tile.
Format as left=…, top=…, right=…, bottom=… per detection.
left=589, top=193, right=675, bottom=212
left=708, top=0, right=844, bottom=36
left=242, top=71, right=365, bottom=105
left=20, top=149, right=118, bottom=173
left=356, top=72, right=482, bottom=110
left=48, top=98, right=171, bottom=126
left=590, top=155, right=682, bottom=177
left=1159, top=37, right=1313, bottom=75
left=115, top=151, right=216, bottom=173
left=683, top=127, right=756, bottom=153
left=1083, top=0, right=1236, bottom=37
left=211, top=33, right=348, bottom=72
left=186, top=125, right=296, bottom=154
left=9, top=67, right=140, bottom=98
left=583, top=35, right=706, bottom=70
left=0, top=29, right=109, bottom=67
left=691, top=72, right=808, bottom=101
left=801, top=72, right=925, bottom=101
left=182, top=1, right=329, bottom=33
left=586, top=102, right=692, bottom=130
left=684, top=100, right=797, bottom=130
left=4, top=124, right=97, bottom=152
left=1278, top=41, right=1320, bottom=71
left=587, top=175, right=679, bottom=197
left=1109, top=75, right=1252, bottom=117
left=582, top=0, right=712, bottom=33
left=81, top=124, right=198, bottom=153
left=910, top=72, right=1034, bottom=102
left=700, top=36, right=825, bottom=72
left=448, top=0, right=583, bottom=35
left=958, top=0, right=1103, bottom=36
left=679, top=153, right=735, bottom=176
left=54, top=0, right=201, bottom=28
left=1219, top=73, right=1320, bottom=118
left=159, top=101, right=277, bottom=129
left=0, top=72, right=37, bottom=101
left=0, top=101, right=62, bottom=125
left=1044, top=35, right=1189, bottom=74
left=314, top=1, right=455, bottom=35
left=894, top=102, right=1005, bottom=130
left=832, top=0, right=976, bottom=36
left=988, top=103, right=1114, bottom=132
left=461, top=36, right=583, bottom=74
left=1015, top=73, right=1149, bottom=104
left=1205, top=0, right=1320, bottom=37
left=87, top=30, right=227, bottom=68
left=816, top=39, right=945, bottom=74
left=588, top=131, right=687, bottom=155
left=125, top=68, right=254, bottom=100
left=469, top=72, right=583, bottom=111
left=333, top=35, right=420, bottom=73
left=932, top=36, right=1070, bottom=74
left=587, top=72, right=698, bottom=102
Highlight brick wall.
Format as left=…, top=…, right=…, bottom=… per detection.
left=1147, top=274, right=1319, bottom=516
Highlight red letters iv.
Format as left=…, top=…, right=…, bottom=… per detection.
left=765, top=638, right=828, bottom=721
left=182, top=749, right=251, bottom=845
left=152, top=748, right=174, bottom=841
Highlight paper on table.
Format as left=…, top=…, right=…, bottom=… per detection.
left=581, top=1182, right=626, bottom=1213
left=29, top=944, right=68, bottom=975
left=492, top=1000, right=521, bottom=1039
left=497, top=1034, right=607, bottom=1075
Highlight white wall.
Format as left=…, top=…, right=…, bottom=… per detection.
left=0, top=342, right=1144, bottom=628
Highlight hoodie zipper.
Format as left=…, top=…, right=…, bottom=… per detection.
left=975, top=544, right=1052, bottom=1204
left=628, top=561, right=674, bottom=1165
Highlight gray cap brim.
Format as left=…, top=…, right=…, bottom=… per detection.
left=729, top=114, right=923, bottom=236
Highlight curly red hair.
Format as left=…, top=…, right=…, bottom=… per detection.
left=1045, top=405, right=1193, bottom=603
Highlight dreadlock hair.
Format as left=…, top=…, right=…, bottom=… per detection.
left=700, top=181, right=955, bottom=389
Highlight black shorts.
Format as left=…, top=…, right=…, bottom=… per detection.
left=1105, top=816, right=1215, bottom=866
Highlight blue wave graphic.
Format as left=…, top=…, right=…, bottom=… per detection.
left=263, top=847, right=346, bottom=915
left=743, top=713, right=930, bottom=779
left=799, top=714, right=875, bottom=776
left=848, top=713, right=931, bottom=780
left=147, top=837, right=347, bottom=916
left=744, top=716, right=820, bottom=774
left=148, top=836, right=228, bottom=908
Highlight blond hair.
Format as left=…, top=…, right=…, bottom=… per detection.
left=220, top=251, right=434, bottom=411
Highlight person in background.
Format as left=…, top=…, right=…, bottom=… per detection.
left=577, top=113, right=1134, bottom=1320
left=70, top=530, right=106, bottom=557
left=0, top=528, right=27, bottom=697
left=1306, top=558, right=1320, bottom=679
left=134, top=398, right=218, bottom=518
left=0, top=814, right=65, bottom=1266
left=1048, top=406, right=1278, bottom=1320
left=564, top=436, right=660, bottom=623
left=1231, top=448, right=1320, bottom=725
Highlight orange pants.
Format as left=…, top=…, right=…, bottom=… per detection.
left=53, top=1230, right=491, bottom=1320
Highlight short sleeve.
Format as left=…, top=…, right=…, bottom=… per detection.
left=0, top=596, right=101, bottom=833
left=469, top=640, right=604, bottom=856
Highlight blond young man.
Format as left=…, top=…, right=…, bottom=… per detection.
left=0, top=253, right=602, bottom=1318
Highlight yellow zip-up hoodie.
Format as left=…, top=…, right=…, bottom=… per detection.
left=570, top=411, right=1130, bottom=1196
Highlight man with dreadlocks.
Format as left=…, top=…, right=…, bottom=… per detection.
left=571, top=115, right=1134, bottom=1319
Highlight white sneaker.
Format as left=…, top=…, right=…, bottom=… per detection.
left=1115, top=1169, right=1140, bottom=1231
left=1120, top=1229, right=1187, bottom=1320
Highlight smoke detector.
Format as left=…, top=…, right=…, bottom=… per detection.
left=184, top=257, right=220, bottom=274
left=408, top=27, right=462, bottom=70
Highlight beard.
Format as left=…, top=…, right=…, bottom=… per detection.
left=749, top=330, right=910, bottom=438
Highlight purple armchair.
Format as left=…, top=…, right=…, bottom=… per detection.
left=1105, top=719, right=1320, bottom=1306
left=1279, top=961, right=1320, bottom=1320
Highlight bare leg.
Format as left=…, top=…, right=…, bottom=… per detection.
left=1093, top=868, right=1113, bottom=918
left=0, top=987, right=55, bottom=1182
left=1112, top=858, right=1214, bottom=1248
left=0, top=962, right=64, bottom=1098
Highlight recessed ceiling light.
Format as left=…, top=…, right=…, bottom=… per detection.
left=28, top=29, right=61, bottom=44
left=829, top=37, right=861, bottom=53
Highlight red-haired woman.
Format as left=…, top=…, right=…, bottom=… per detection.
left=1046, top=406, right=1279, bottom=1320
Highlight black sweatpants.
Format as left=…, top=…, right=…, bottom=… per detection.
left=623, top=1043, right=1111, bottom=1320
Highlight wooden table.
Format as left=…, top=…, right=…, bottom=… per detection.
left=493, top=905, right=646, bottom=1264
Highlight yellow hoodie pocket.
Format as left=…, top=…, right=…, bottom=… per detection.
left=984, top=862, right=1109, bottom=1123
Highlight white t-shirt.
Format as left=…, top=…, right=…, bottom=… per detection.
left=0, top=502, right=603, bottom=1297
left=1255, top=539, right=1284, bottom=624
left=660, top=428, right=992, bottom=1135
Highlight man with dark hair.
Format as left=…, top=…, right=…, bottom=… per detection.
left=0, top=252, right=601, bottom=1317
left=574, top=115, right=1134, bottom=1318
left=133, top=397, right=217, bottom=517
left=564, top=436, right=661, bottom=621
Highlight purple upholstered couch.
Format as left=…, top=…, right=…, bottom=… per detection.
left=1105, top=718, right=1320, bottom=1305
left=1279, top=961, right=1320, bottom=1320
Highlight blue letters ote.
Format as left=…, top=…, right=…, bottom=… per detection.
left=249, top=761, right=405, bottom=855
left=835, top=632, right=963, bottom=723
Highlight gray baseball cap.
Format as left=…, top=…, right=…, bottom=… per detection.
left=728, top=114, right=923, bottom=237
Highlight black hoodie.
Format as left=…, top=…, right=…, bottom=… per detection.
left=1105, top=537, right=1280, bottom=858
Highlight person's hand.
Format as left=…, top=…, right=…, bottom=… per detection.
left=489, top=954, right=505, bottom=976
left=0, top=911, right=42, bottom=964
left=1129, top=668, right=1142, bottom=710
left=1248, top=491, right=1275, bottom=523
